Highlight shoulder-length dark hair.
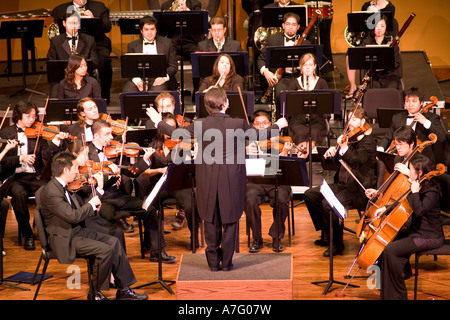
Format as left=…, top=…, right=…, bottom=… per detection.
left=64, top=54, right=87, bottom=90
left=211, top=54, right=238, bottom=90
left=12, top=101, right=39, bottom=124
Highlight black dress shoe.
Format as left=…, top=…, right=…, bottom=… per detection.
left=117, top=218, right=134, bottom=233
left=314, top=239, right=329, bottom=247
left=116, top=288, right=148, bottom=300
left=150, top=250, right=177, bottom=264
left=249, top=239, right=264, bottom=253
left=323, top=246, right=344, bottom=257
left=23, top=236, right=35, bottom=250
left=210, top=267, right=220, bottom=272
left=88, top=291, right=109, bottom=300
left=222, top=265, right=234, bottom=271
left=272, top=239, right=285, bottom=252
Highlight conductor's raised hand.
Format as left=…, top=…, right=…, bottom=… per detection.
left=146, top=107, right=162, bottom=124
left=275, top=117, right=288, bottom=129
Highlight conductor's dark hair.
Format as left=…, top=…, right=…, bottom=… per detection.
left=204, top=87, right=227, bottom=114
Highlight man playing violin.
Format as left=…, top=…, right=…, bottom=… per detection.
left=89, top=119, right=177, bottom=263
left=63, top=97, right=100, bottom=142
left=304, top=107, right=377, bottom=257
left=0, top=101, right=71, bottom=250
left=244, top=110, right=293, bottom=252
left=145, top=92, right=191, bottom=130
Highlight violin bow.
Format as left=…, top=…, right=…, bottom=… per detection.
left=338, top=159, right=367, bottom=192
left=33, top=96, right=49, bottom=156
left=81, top=133, right=96, bottom=196
left=237, top=85, right=249, bottom=125
left=0, top=105, right=10, bottom=130
left=118, top=117, right=129, bottom=175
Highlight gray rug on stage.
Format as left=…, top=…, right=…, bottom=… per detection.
left=177, top=253, right=292, bottom=281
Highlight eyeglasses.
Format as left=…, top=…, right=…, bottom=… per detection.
left=254, top=121, right=270, bottom=126
left=23, top=113, right=37, bottom=119
left=393, top=142, right=408, bottom=147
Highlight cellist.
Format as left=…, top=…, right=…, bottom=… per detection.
left=374, top=153, right=444, bottom=300
left=304, top=107, right=377, bottom=257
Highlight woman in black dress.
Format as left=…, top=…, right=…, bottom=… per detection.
left=287, top=53, right=329, bottom=158
left=199, top=53, right=244, bottom=92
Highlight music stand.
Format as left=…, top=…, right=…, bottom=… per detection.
left=126, top=129, right=157, bottom=148
left=120, top=54, right=167, bottom=92
left=376, top=108, right=407, bottom=128
left=153, top=10, right=209, bottom=112
left=377, top=151, right=396, bottom=174
left=195, top=91, right=255, bottom=119
left=0, top=176, right=30, bottom=291
left=266, top=45, right=323, bottom=72
left=280, top=90, right=340, bottom=187
left=312, top=180, right=358, bottom=296
left=261, top=5, right=308, bottom=28
left=45, top=99, right=78, bottom=123
left=347, top=11, right=394, bottom=34
left=118, top=18, right=141, bottom=35
left=0, top=20, right=46, bottom=97
left=58, top=17, right=104, bottom=41
left=246, top=156, right=309, bottom=250
left=191, top=51, right=249, bottom=78
left=46, top=60, right=95, bottom=83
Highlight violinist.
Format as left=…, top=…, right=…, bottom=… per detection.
left=63, top=97, right=100, bottom=142
left=304, top=107, right=377, bottom=257
left=88, top=119, right=177, bottom=263
left=144, top=92, right=191, bottom=130
left=378, top=87, right=446, bottom=165
left=287, top=53, right=329, bottom=158
left=136, top=114, right=200, bottom=249
left=244, top=110, right=293, bottom=252
left=0, top=101, right=70, bottom=250
left=376, top=154, right=444, bottom=300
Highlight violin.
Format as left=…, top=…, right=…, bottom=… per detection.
left=164, top=138, right=195, bottom=151
left=24, top=122, right=77, bottom=141
left=99, top=113, right=133, bottom=136
left=175, top=114, right=190, bottom=127
left=79, top=160, right=139, bottom=175
left=342, top=123, right=372, bottom=144
left=67, top=173, right=97, bottom=192
left=258, top=136, right=306, bottom=155
left=104, top=140, right=147, bottom=158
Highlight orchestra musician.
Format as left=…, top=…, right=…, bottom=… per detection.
left=57, top=54, right=101, bottom=100
left=0, top=102, right=70, bottom=250
left=47, top=12, right=99, bottom=98
left=144, top=92, right=191, bottom=130
left=198, top=53, right=245, bottom=92
left=304, top=107, right=377, bottom=257
left=51, top=0, right=113, bottom=104
left=346, top=14, right=402, bottom=98
left=146, top=87, right=288, bottom=271
left=197, top=17, right=243, bottom=52
left=122, top=15, right=178, bottom=92
left=135, top=114, right=200, bottom=249
left=374, top=153, right=444, bottom=300
left=287, top=53, right=329, bottom=158
left=39, top=151, right=148, bottom=300
left=87, top=119, right=177, bottom=263
left=63, top=97, right=100, bottom=142
left=244, top=110, right=293, bottom=253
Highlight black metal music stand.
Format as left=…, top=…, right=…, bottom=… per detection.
left=246, top=156, right=309, bottom=251
left=153, top=10, right=209, bottom=112
left=280, top=90, right=340, bottom=187
left=347, top=46, right=395, bottom=90
left=195, top=91, right=255, bottom=119
left=0, top=20, right=46, bottom=97
left=118, top=18, right=141, bottom=35
left=121, top=54, right=167, bottom=92
left=311, top=180, right=359, bottom=295
left=45, top=99, right=78, bottom=123
left=261, top=5, right=308, bottom=28
left=347, top=11, right=394, bottom=35
left=0, top=176, right=30, bottom=291
left=58, top=17, right=104, bottom=41
left=266, top=44, right=323, bottom=72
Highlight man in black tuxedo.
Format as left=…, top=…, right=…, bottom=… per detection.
left=0, top=102, right=69, bottom=250
left=47, top=13, right=100, bottom=98
left=198, top=17, right=242, bottom=52
left=147, top=88, right=288, bottom=271
left=51, top=0, right=113, bottom=103
left=122, top=15, right=178, bottom=93
left=40, top=151, right=148, bottom=300
left=63, top=97, right=100, bottom=142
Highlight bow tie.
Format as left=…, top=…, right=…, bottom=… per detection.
left=407, top=115, right=415, bottom=118
left=17, top=127, right=24, bottom=133
left=67, top=36, right=78, bottom=41
left=144, top=40, right=155, bottom=45
left=285, top=35, right=295, bottom=43
left=86, top=123, right=92, bottom=129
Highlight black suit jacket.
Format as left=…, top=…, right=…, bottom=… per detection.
left=379, top=111, right=446, bottom=164
left=47, top=32, right=100, bottom=68
left=0, top=125, right=59, bottom=180
left=157, top=113, right=280, bottom=224
left=126, top=35, right=178, bottom=80
left=51, top=0, right=112, bottom=51
left=197, top=38, right=242, bottom=52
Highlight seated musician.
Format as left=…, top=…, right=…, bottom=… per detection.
left=376, top=153, right=444, bottom=300
left=197, top=17, right=242, bottom=52
left=287, top=53, right=329, bottom=158
left=304, top=107, right=377, bottom=257
left=57, top=54, right=102, bottom=100
left=145, top=92, right=191, bottom=130
left=244, top=110, right=293, bottom=252
left=63, top=97, right=100, bottom=142
left=0, top=101, right=71, bottom=250
left=47, top=12, right=99, bottom=98
left=136, top=114, right=200, bottom=249
left=198, top=53, right=245, bottom=92
left=346, top=14, right=402, bottom=99
left=377, top=87, right=447, bottom=166
left=122, top=15, right=177, bottom=92
left=88, top=119, right=177, bottom=263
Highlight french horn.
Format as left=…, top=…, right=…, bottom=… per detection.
left=253, top=26, right=283, bottom=51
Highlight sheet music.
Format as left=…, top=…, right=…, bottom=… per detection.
left=245, top=158, right=266, bottom=176
left=142, top=171, right=168, bottom=210
left=320, top=180, right=347, bottom=219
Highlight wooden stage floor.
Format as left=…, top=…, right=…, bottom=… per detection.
left=1, top=197, right=450, bottom=302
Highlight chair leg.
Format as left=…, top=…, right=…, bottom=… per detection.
left=86, top=257, right=95, bottom=300
left=31, top=254, right=44, bottom=285
left=287, top=201, right=292, bottom=247
left=414, top=253, right=420, bottom=300
left=138, top=217, right=145, bottom=259
left=33, top=258, right=49, bottom=300
left=290, top=198, right=295, bottom=236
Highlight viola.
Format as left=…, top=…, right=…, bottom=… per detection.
left=24, top=122, right=77, bottom=141
left=104, top=140, right=146, bottom=158
left=99, top=113, right=133, bottom=136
